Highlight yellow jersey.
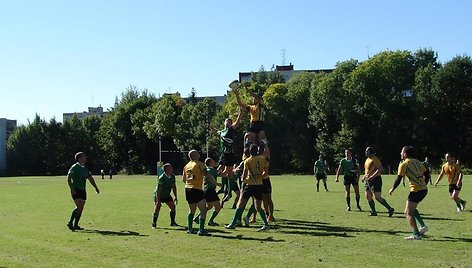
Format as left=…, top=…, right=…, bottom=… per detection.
left=244, top=155, right=268, bottom=185
left=248, top=103, right=264, bottom=122
left=364, top=156, right=382, bottom=178
left=441, top=162, right=461, bottom=184
left=183, top=160, right=206, bottom=190
left=397, top=158, right=427, bottom=192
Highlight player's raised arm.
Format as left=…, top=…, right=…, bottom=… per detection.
left=232, top=106, right=244, bottom=129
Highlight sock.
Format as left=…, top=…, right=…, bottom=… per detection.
left=323, top=182, right=328, bottom=191
left=346, top=197, right=351, bottom=207
left=73, top=211, right=82, bottom=226
left=356, top=196, right=360, bottom=206
left=246, top=204, right=255, bottom=219
left=188, top=213, right=194, bottom=230
left=413, top=209, right=425, bottom=227
left=230, top=208, right=244, bottom=226
left=413, top=229, right=420, bottom=236
left=199, top=217, right=206, bottom=231
left=368, top=200, right=376, bottom=212
left=316, top=182, right=319, bottom=191
left=379, top=199, right=392, bottom=210
left=69, top=209, right=78, bottom=224
left=222, top=177, right=228, bottom=192
left=259, top=210, right=268, bottom=225
left=209, top=211, right=219, bottom=223
left=456, top=201, right=462, bottom=209
left=153, top=212, right=159, bottom=225
left=170, top=211, right=176, bottom=224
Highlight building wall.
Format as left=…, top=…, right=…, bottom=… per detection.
left=0, top=118, right=17, bottom=172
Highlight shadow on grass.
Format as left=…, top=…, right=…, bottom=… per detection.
left=211, top=234, right=285, bottom=242
left=82, top=229, right=148, bottom=237
left=426, top=236, right=472, bottom=243
left=274, top=218, right=403, bottom=237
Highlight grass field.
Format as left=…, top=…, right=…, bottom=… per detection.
left=0, top=174, right=471, bottom=267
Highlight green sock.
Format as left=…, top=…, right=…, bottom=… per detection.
left=368, top=200, right=376, bottom=212
left=379, top=199, right=392, bottom=210
left=199, top=217, right=206, bottom=231
left=356, top=196, right=360, bottom=206
left=413, top=209, right=425, bottom=227
left=246, top=204, right=255, bottom=219
left=152, top=212, right=159, bottom=225
left=346, top=197, right=351, bottom=207
left=259, top=210, right=268, bottom=225
left=413, top=229, right=420, bottom=236
left=230, top=208, right=244, bottom=226
left=456, top=201, right=462, bottom=209
left=209, top=211, right=219, bottom=222
left=188, top=213, right=194, bottom=230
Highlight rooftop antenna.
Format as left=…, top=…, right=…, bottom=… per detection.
left=281, top=48, right=286, bottom=66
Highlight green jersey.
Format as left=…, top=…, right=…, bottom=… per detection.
left=314, top=160, right=328, bottom=174
left=204, top=167, right=218, bottom=190
left=68, top=163, right=91, bottom=190
left=219, top=126, right=235, bottom=153
left=156, top=173, right=175, bottom=198
left=339, top=158, right=359, bottom=177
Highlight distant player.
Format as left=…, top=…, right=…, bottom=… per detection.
left=314, top=154, right=329, bottom=192
left=66, top=152, right=100, bottom=231
left=225, top=144, right=270, bottom=231
left=362, top=147, right=395, bottom=217
left=182, top=150, right=221, bottom=236
left=152, top=163, right=178, bottom=229
left=389, top=146, right=430, bottom=240
left=434, top=152, right=467, bottom=212
left=423, top=157, right=432, bottom=185
left=335, top=149, right=362, bottom=211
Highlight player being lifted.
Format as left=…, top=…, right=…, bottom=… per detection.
left=434, top=152, right=467, bottom=212
left=217, top=106, right=243, bottom=201
left=232, top=81, right=267, bottom=149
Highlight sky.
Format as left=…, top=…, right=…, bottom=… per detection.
left=1, top=0, right=471, bottom=125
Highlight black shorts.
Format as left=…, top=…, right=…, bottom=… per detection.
left=219, top=152, right=236, bottom=166
left=71, top=188, right=87, bottom=200
left=408, top=189, right=428, bottom=203
left=365, top=176, right=382, bottom=193
left=204, top=188, right=220, bottom=203
left=448, top=184, right=461, bottom=193
left=344, top=175, right=359, bottom=186
left=247, top=121, right=265, bottom=134
left=262, top=178, right=272, bottom=194
left=242, top=184, right=264, bottom=200
left=185, top=188, right=205, bottom=204
left=316, top=173, right=327, bottom=181
left=230, top=180, right=240, bottom=192
left=154, top=195, right=174, bottom=203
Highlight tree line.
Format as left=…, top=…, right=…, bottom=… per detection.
left=5, top=48, right=472, bottom=176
